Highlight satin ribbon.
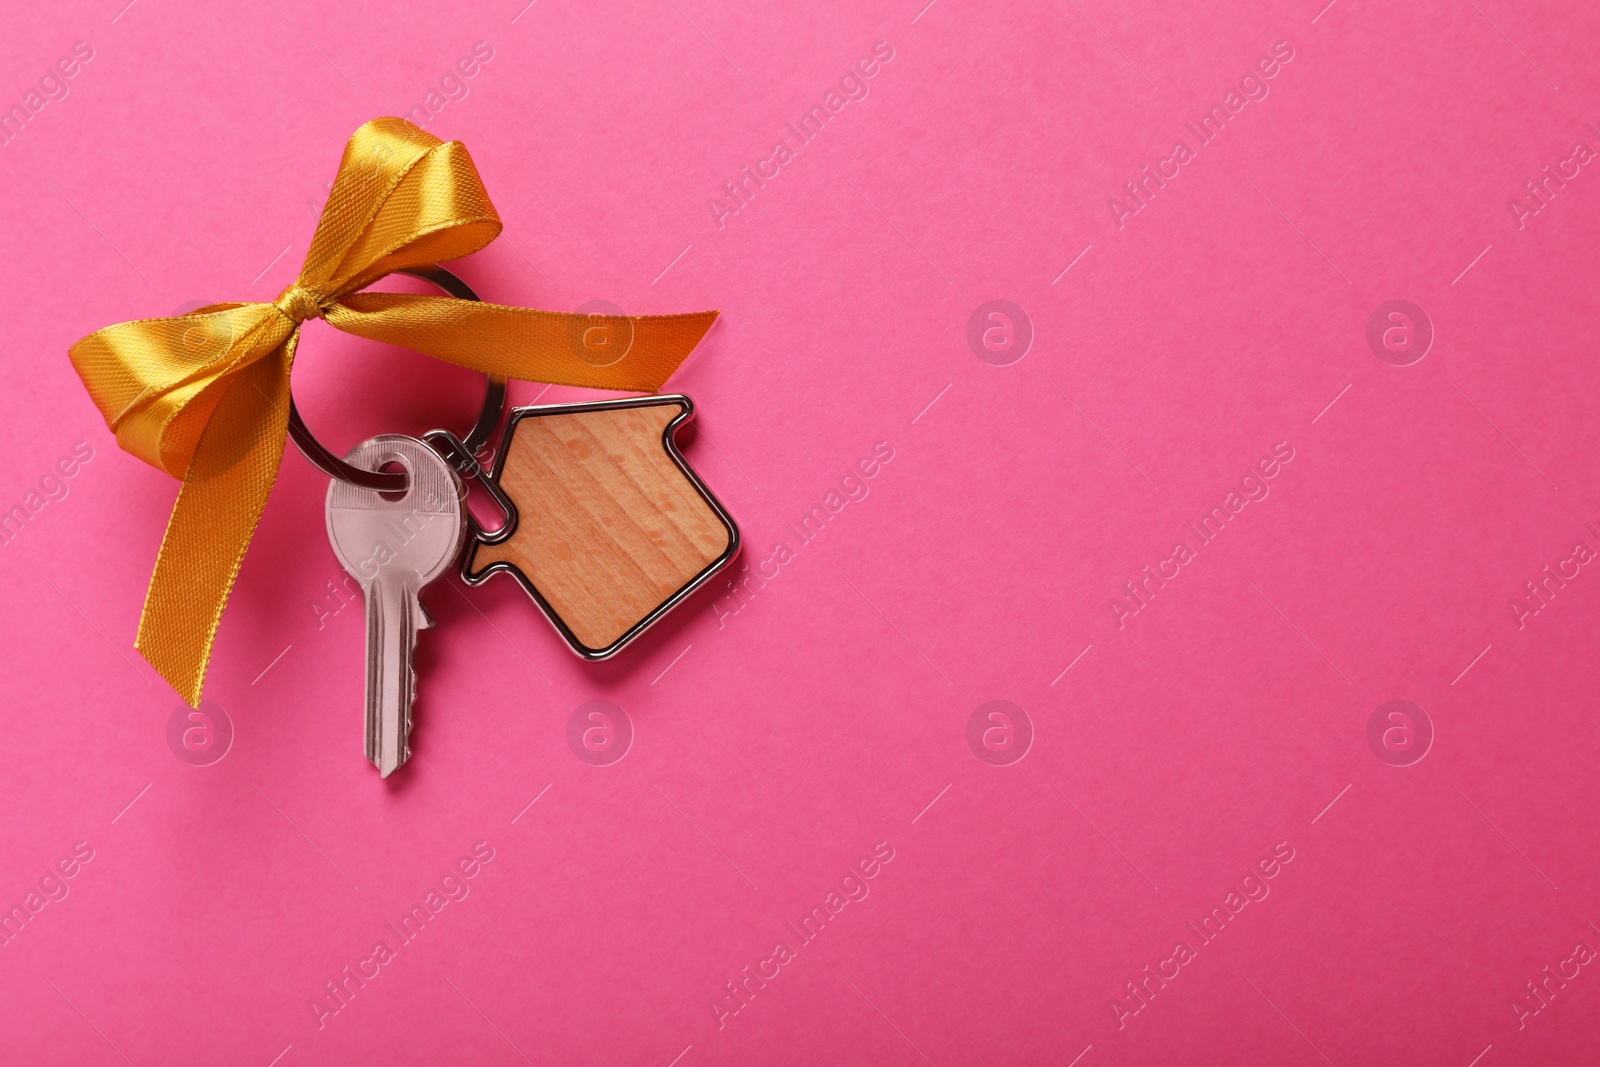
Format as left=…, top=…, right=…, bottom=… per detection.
left=69, top=117, right=717, bottom=706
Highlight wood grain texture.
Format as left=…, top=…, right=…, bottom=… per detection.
left=466, top=399, right=733, bottom=652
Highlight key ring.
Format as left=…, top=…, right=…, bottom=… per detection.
left=287, top=265, right=506, bottom=492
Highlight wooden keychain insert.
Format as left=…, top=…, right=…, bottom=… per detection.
left=463, top=394, right=739, bottom=657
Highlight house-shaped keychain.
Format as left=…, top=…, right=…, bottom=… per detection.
left=462, top=394, right=740, bottom=657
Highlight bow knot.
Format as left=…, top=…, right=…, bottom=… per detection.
left=273, top=283, right=325, bottom=323
left=68, top=117, right=719, bottom=706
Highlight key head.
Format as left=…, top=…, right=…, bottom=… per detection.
left=326, top=435, right=466, bottom=588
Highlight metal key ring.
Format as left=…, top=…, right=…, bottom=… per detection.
left=287, top=265, right=506, bottom=492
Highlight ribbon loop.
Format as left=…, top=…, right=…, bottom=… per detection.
left=68, top=117, right=718, bottom=706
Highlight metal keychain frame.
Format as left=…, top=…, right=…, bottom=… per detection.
left=458, top=393, right=741, bottom=661
left=421, top=426, right=520, bottom=544
left=287, top=265, right=506, bottom=492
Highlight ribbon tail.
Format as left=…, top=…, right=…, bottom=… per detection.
left=326, top=293, right=718, bottom=392
left=135, top=348, right=293, bottom=706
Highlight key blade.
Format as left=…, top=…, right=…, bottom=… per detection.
left=369, top=575, right=420, bottom=778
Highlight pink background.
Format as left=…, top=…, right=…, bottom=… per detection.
left=4, top=0, right=1600, bottom=1063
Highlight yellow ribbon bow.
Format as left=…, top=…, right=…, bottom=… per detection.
left=69, top=117, right=718, bottom=706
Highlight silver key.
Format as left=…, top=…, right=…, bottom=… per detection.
left=325, top=435, right=466, bottom=777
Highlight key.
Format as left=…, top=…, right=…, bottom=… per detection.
left=325, top=435, right=466, bottom=777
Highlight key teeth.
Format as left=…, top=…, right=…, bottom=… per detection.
left=403, top=661, right=417, bottom=763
